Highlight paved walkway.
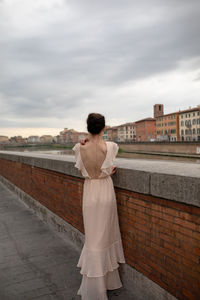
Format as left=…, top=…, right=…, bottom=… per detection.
left=0, top=181, right=134, bottom=300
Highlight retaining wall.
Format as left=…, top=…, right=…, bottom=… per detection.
left=0, top=150, right=200, bottom=300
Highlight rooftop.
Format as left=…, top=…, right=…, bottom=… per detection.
left=135, top=117, right=156, bottom=123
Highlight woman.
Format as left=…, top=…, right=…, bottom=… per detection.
left=72, top=113, right=125, bottom=300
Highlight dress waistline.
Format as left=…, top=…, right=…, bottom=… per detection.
left=85, top=175, right=111, bottom=180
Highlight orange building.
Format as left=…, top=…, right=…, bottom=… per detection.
left=156, top=112, right=180, bottom=141
left=135, top=118, right=156, bottom=141
left=60, top=128, right=88, bottom=143
left=106, top=126, right=119, bottom=141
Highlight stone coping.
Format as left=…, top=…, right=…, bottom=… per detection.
left=0, top=150, right=199, bottom=208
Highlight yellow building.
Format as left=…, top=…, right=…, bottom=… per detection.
left=40, top=135, right=53, bottom=143
left=0, top=136, right=9, bottom=143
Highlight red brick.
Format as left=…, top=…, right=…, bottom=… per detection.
left=151, top=203, right=163, bottom=212
left=193, top=247, right=200, bottom=256
left=192, top=231, right=200, bottom=241
left=162, top=206, right=180, bottom=217
left=174, top=217, right=197, bottom=231
left=131, top=198, right=147, bottom=207
left=182, top=287, right=198, bottom=300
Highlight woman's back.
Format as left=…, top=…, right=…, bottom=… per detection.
left=80, top=140, right=107, bottom=179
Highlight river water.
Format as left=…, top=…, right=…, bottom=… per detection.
left=3, top=147, right=200, bottom=163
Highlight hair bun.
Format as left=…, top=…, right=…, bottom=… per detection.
left=87, top=113, right=105, bottom=135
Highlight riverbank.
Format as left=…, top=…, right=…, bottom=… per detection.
left=123, top=149, right=200, bottom=159
left=1, top=142, right=200, bottom=160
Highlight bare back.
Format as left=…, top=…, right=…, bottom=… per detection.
left=80, top=140, right=107, bottom=179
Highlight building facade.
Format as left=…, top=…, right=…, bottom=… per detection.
left=179, top=106, right=200, bottom=141
left=156, top=112, right=180, bottom=141
left=60, top=128, right=88, bottom=143
left=40, top=135, right=53, bottom=143
left=0, top=136, right=9, bottom=143
left=105, top=126, right=119, bottom=141
left=27, top=136, right=40, bottom=143
left=117, top=122, right=136, bottom=142
left=135, top=118, right=156, bottom=142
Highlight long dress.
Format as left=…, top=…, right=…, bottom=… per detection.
left=72, top=140, right=126, bottom=300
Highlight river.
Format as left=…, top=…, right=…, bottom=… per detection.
left=2, top=146, right=200, bottom=163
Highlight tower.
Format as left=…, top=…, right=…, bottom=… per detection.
left=154, top=104, right=164, bottom=118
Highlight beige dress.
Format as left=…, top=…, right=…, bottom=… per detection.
left=72, top=141, right=125, bottom=300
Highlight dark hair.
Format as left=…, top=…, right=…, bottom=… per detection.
left=87, top=113, right=105, bottom=135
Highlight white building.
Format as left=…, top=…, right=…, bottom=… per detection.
left=117, top=122, right=136, bottom=142
left=27, top=136, right=40, bottom=143
left=179, top=106, right=200, bottom=141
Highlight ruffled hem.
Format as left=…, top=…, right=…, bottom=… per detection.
left=77, top=268, right=123, bottom=299
left=77, top=239, right=125, bottom=277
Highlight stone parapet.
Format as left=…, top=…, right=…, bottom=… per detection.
left=0, top=151, right=199, bottom=207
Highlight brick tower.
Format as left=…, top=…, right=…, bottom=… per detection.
left=154, top=104, right=164, bottom=118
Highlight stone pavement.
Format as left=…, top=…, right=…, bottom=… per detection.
left=0, top=181, right=134, bottom=300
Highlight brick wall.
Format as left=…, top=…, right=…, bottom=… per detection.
left=0, top=157, right=200, bottom=299
left=117, top=190, right=200, bottom=299
left=0, top=158, right=84, bottom=232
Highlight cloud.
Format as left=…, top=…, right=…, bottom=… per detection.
left=0, top=0, right=200, bottom=137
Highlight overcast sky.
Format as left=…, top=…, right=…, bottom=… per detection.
left=1, top=0, right=200, bottom=138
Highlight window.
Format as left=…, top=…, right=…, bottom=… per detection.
left=193, top=129, right=196, bottom=134
left=193, top=112, right=195, bottom=116
left=181, top=121, right=184, bottom=126
left=181, top=130, right=184, bottom=135
left=193, top=119, right=196, bottom=125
